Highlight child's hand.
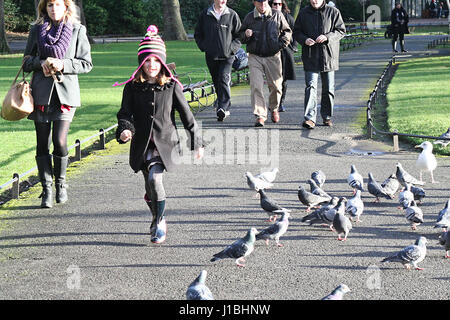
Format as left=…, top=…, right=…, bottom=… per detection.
left=194, top=147, right=204, bottom=160
left=120, top=129, right=133, bottom=142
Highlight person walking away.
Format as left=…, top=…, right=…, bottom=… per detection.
left=114, top=26, right=204, bottom=244
left=23, top=0, right=92, bottom=208
left=391, top=1, right=409, bottom=53
left=239, top=0, right=292, bottom=127
left=269, top=0, right=298, bottom=113
left=293, top=0, right=345, bottom=129
left=194, top=0, right=242, bottom=122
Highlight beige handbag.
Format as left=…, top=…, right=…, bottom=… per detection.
left=1, top=62, right=34, bottom=121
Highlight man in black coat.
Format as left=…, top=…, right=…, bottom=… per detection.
left=391, top=1, right=409, bottom=53
left=293, top=0, right=345, bottom=129
left=194, top=0, right=242, bottom=122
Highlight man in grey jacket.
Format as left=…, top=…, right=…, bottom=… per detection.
left=293, top=0, right=345, bottom=129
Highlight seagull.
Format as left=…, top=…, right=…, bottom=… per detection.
left=297, top=185, right=332, bottom=212
left=346, top=190, right=364, bottom=223
left=438, top=231, right=450, bottom=258
left=332, top=198, right=352, bottom=241
left=398, top=183, right=414, bottom=209
left=347, top=165, right=364, bottom=194
left=255, top=211, right=290, bottom=247
left=435, top=199, right=450, bottom=231
left=311, top=170, right=326, bottom=188
left=245, top=172, right=273, bottom=192
left=301, top=197, right=339, bottom=229
left=381, top=173, right=400, bottom=199
left=415, top=141, right=438, bottom=183
left=396, top=162, right=425, bottom=187
left=381, top=236, right=427, bottom=270
left=211, top=228, right=258, bottom=268
left=404, top=200, right=424, bottom=230
left=186, top=270, right=214, bottom=300
left=321, top=284, right=350, bottom=300
left=255, top=168, right=279, bottom=183
left=258, top=189, right=290, bottom=222
left=433, top=127, right=450, bottom=147
left=307, top=178, right=332, bottom=199
left=368, top=172, right=393, bottom=202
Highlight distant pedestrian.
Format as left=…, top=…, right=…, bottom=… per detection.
left=114, top=26, right=204, bottom=244
left=239, top=0, right=292, bottom=127
left=23, top=0, right=93, bottom=208
left=391, top=1, right=409, bottom=53
left=194, top=0, right=242, bottom=122
left=293, top=0, right=345, bottom=129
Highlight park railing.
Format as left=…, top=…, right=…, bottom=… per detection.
left=366, top=57, right=450, bottom=151
left=427, top=35, right=449, bottom=48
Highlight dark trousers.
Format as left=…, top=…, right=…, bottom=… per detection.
left=205, top=55, right=234, bottom=112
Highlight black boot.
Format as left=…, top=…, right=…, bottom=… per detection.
left=35, top=155, right=53, bottom=208
left=401, top=41, right=407, bottom=52
left=151, top=200, right=166, bottom=244
left=392, top=40, right=398, bottom=53
left=53, top=155, right=69, bottom=204
left=144, top=194, right=157, bottom=236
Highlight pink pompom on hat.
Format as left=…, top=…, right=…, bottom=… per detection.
left=113, top=25, right=181, bottom=87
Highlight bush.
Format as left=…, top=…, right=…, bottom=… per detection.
left=84, top=2, right=109, bottom=36
left=4, top=0, right=20, bottom=31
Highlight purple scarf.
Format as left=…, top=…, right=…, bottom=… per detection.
left=38, top=17, right=73, bottom=59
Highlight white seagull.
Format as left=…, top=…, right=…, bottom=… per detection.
left=415, top=141, right=437, bottom=183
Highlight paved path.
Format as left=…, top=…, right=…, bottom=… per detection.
left=0, top=36, right=449, bottom=301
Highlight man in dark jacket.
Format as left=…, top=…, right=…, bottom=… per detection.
left=391, top=1, right=409, bottom=53
left=194, top=0, right=242, bottom=122
left=293, top=0, right=345, bottom=129
left=239, top=0, right=292, bottom=127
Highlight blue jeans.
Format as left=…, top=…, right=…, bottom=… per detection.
left=304, top=71, right=335, bottom=123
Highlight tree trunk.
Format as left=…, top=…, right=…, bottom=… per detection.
left=0, top=0, right=10, bottom=54
left=74, top=0, right=94, bottom=44
left=446, top=0, right=450, bottom=35
left=292, top=0, right=303, bottom=20
left=34, top=0, right=39, bottom=18
left=162, top=0, right=187, bottom=40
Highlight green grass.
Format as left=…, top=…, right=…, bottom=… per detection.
left=386, top=55, right=450, bottom=155
left=0, top=40, right=209, bottom=187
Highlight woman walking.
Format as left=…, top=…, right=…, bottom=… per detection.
left=114, top=26, right=204, bottom=244
left=391, top=1, right=409, bottom=53
left=23, top=0, right=92, bottom=208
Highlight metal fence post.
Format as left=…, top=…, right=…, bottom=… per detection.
left=75, top=139, right=81, bottom=161
left=12, top=173, right=19, bottom=199
left=99, top=129, right=106, bottom=150
left=392, top=131, right=399, bottom=152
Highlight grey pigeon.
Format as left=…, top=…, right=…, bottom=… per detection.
left=381, top=173, right=400, bottom=199
left=404, top=200, right=424, bottom=230
left=186, top=270, right=214, bottom=300
left=410, top=185, right=426, bottom=203
left=255, top=211, right=290, bottom=247
left=307, top=178, right=332, bottom=199
left=347, top=165, right=364, bottom=193
left=298, top=185, right=331, bottom=212
left=396, top=162, right=425, bottom=187
left=332, top=198, right=352, bottom=241
left=345, top=190, right=364, bottom=223
left=381, top=236, right=427, bottom=270
left=311, top=170, right=326, bottom=188
left=258, top=189, right=290, bottom=222
left=433, top=127, right=450, bottom=147
left=368, top=172, right=393, bottom=202
left=438, top=231, right=450, bottom=258
left=301, top=197, right=339, bottom=229
left=255, top=168, right=279, bottom=183
left=434, top=199, right=450, bottom=231
left=398, top=183, right=414, bottom=209
left=321, top=284, right=350, bottom=300
left=245, top=171, right=273, bottom=192
left=211, top=227, right=258, bottom=267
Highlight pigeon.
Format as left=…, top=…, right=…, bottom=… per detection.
left=347, top=165, right=364, bottom=194
left=186, top=270, right=214, bottom=300
left=211, top=227, right=258, bottom=267
left=415, top=141, right=438, bottom=183
left=404, top=200, right=424, bottom=230
left=255, top=168, right=279, bottom=183
left=301, top=197, right=339, bottom=229
left=311, top=170, right=326, bottom=188
left=396, top=162, right=425, bottom=187
left=433, top=127, right=450, bottom=147
left=345, top=190, right=364, bottom=223
left=398, top=183, right=414, bottom=209
left=332, top=198, right=352, bottom=241
left=258, top=189, right=290, bottom=222
left=297, top=185, right=332, bottom=212
left=438, top=231, right=450, bottom=258
left=381, top=236, right=427, bottom=270
left=381, top=173, right=400, bottom=199
left=368, top=172, right=393, bottom=202
left=245, top=172, right=273, bottom=192
left=321, top=284, right=350, bottom=300
left=410, top=185, right=426, bottom=203
left=255, top=211, right=290, bottom=247
left=434, top=199, right=450, bottom=231
left=307, top=178, right=332, bottom=199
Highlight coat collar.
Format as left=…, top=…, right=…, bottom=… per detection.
left=253, top=7, right=273, bottom=18
left=207, top=4, right=230, bottom=17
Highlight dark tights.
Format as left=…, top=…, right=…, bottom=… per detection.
left=34, top=120, right=71, bottom=157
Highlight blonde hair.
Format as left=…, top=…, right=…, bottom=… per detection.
left=34, top=0, right=78, bottom=25
left=133, top=67, right=172, bottom=86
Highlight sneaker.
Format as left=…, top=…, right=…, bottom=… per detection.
left=255, top=118, right=265, bottom=127
left=217, top=108, right=230, bottom=122
left=271, top=110, right=280, bottom=123
left=279, top=105, right=286, bottom=112
left=151, top=218, right=167, bottom=244
left=302, top=120, right=315, bottom=129
left=323, top=119, right=333, bottom=127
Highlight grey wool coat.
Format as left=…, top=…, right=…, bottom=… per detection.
left=23, top=22, right=93, bottom=107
